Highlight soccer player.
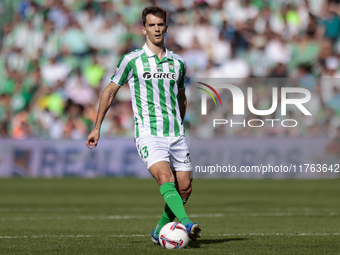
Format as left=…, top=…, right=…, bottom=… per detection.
left=86, top=6, right=201, bottom=244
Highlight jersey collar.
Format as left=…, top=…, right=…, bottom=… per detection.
left=143, top=43, right=173, bottom=60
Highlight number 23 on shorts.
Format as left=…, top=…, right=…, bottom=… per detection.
left=139, top=146, right=149, bottom=159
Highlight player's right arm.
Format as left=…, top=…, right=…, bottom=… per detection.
left=86, top=82, right=121, bottom=149
left=86, top=53, right=134, bottom=149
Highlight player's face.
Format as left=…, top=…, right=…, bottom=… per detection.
left=142, top=14, right=168, bottom=46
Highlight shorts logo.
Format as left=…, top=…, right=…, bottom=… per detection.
left=184, top=153, right=191, bottom=164
left=142, top=72, right=177, bottom=80
left=143, top=71, right=152, bottom=80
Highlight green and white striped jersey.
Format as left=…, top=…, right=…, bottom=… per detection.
left=111, top=43, right=186, bottom=138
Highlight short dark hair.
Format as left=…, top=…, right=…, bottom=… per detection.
left=142, top=6, right=167, bottom=27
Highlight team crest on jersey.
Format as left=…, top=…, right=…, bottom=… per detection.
left=157, top=65, right=162, bottom=72
left=169, top=63, right=174, bottom=70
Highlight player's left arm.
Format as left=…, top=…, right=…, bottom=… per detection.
left=178, top=88, right=187, bottom=124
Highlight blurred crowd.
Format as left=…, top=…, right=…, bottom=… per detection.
left=1, top=0, right=340, bottom=139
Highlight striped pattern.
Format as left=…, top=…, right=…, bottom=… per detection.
left=111, top=44, right=186, bottom=138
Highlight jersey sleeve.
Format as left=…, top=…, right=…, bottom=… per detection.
left=178, top=59, right=186, bottom=90
left=111, top=55, right=133, bottom=86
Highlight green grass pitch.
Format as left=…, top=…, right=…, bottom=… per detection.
left=0, top=178, right=339, bottom=254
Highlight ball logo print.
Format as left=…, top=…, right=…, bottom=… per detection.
left=159, top=222, right=190, bottom=249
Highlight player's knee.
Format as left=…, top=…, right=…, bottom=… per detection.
left=180, top=183, right=192, bottom=199
left=158, top=173, right=174, bottom=186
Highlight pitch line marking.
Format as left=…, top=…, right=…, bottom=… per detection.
left=1, top=212, right=338, bottom=221
left=1, top=207, right=339, bottom=213
left=0, top=233, right=339, bottom=239
left=0, top=214, right=225, bottom=221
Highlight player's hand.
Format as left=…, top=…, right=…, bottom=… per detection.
left=86, top=129, right=100, bottom=149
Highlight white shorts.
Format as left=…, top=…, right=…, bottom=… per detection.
left=135, top=135, right=192, bottom=171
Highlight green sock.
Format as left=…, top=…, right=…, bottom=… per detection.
left=154, top=198, right=188, bottom=236
left=180, top=217, right=192, bottom=226
left=159, top=182, right=192, bottom=229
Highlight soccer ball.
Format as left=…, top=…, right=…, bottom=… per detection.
left=159, top=222, right=190, bottom=249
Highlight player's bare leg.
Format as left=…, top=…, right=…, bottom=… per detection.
left=149, top=161, right=175, bottom=186
left=173, top=171, right=192, bottom=200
